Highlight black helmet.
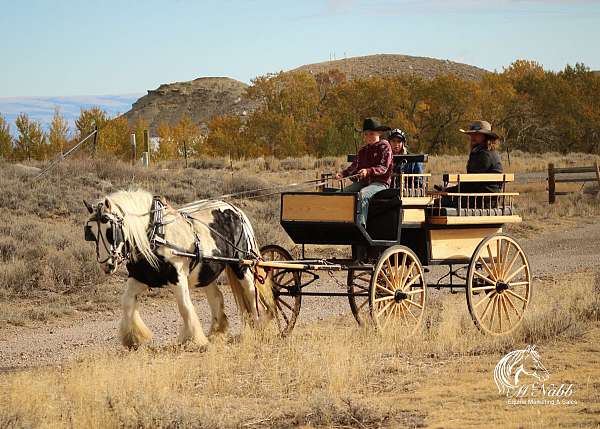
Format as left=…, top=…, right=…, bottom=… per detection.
left=389, top=128, right=407, bottom=143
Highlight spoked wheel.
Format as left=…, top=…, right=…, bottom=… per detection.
left=347, top=269, right=373, bottom=325
left=369, top=246, right=427, bottom=334
left=466, top=234, right=532, bottom=335
left=260, top=244, right=302, bottom=336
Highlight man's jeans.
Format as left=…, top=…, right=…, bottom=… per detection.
left=342, top=181, right=388, bottom=227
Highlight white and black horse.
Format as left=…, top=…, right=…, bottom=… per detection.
left=84, top=189, right=275, bottom=348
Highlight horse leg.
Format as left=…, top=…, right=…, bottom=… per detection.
left=172, top=275, right=208, bottom=346
left=204, top=282, right=229, bottom=337
left=119, top=278, right=153, bottom=349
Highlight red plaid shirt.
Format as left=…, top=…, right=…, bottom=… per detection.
left=342, top=139, right=393, bottom=186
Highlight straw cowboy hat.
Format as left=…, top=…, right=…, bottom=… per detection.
left=460, top=120, right=500, bottom=139
left=356, top=118, right=391, bottom=132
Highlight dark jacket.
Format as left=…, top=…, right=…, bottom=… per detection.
left=463, top=145, right=503, bottom=193
left=392, top=157, right=425, bottom=189
left=342, top=140, right=393, bottom=186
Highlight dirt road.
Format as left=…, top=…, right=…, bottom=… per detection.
left=1, top=219, right=599, bottom=370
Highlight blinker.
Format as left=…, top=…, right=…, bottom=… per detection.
left=84, top=224, right=96, bottom=242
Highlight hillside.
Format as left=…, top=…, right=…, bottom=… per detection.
left=123, top=54, right=488, bottom=134
left=292, top=54, right=488, bottom=81
left=124, top=77, right=256, bottom=134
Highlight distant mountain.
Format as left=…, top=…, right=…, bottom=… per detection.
left=123, top=55, right=488, bottom=134
left=292, top=54, right=488, bottom=81
left=123, top=77, right=254, bottom=134
left=0, top=94, right=141, bottom=135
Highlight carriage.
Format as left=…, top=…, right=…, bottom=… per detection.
left=259, top=154, right=531, bottom=336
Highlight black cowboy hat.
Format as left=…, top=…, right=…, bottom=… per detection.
left=356, top=118, right=391, bottom=132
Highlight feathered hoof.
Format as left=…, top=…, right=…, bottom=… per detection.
left=178, top=330, right=209, bottom=348
left=119, top=322, right=153, bottom=350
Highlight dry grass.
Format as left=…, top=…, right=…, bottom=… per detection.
left=0, top=271, right=598, bottom=428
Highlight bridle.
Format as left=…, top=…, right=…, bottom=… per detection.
left=84, top=202, right=128, bottom=266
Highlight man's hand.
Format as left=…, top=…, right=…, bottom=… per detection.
left=335, top=172, right=343, bottom=180
left=358, top=168, right=369, bottom=179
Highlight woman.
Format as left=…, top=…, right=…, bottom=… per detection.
left=335, top=118, right=392, bottom=227
left=441, top=120, right=503, bottom=206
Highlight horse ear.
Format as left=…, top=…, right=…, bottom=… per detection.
left=104, top=198, right=112, bottom=211
left=83, top=200, right=94, bottom=214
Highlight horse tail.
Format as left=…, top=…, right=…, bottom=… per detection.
left=233, top=203, right=276, bottom=318
left=225, top=265, right=254, bottom=315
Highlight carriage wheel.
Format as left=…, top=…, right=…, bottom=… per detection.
left=466, top=234, right=531, bottom=336
left=260, top=244, right=301, bottom=336
left=369, top=246, right=427, bottom=335
left=347, top=269, right=373, bottom=325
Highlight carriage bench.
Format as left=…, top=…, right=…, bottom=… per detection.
left=427, top=173, right=521, bottom=225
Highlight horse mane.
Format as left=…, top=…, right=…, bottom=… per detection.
left=105, top=189, right=158, bottom=268
left=494, top=349, right=526, bottom=393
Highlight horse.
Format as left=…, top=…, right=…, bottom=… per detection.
left=83, top=189, right=276, bottom=349
left=494, top=345, right=550, bottom=395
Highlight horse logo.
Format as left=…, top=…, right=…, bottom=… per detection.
left=494, top=345, right=550, bottom=395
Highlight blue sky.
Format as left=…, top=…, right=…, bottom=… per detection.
left=1, top=0, right=599, bottom=98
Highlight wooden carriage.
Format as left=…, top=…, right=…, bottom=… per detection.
left=262, top=155, right=531, bottom=337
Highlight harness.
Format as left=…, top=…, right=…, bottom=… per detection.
left=147, top=196, right=203, bottom=271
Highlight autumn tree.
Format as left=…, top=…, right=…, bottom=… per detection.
left=75, top=106, right=108, bottom=140
left=0, top=114, right=13, bottom=159
left=206, top=115, right=244, bottom=158
left=14, top=113, right=47, bottom=161
left=173, top=115, right=202, bottom=160
left=155, top=121, right=178, bottom=160
left=98, top=116, right=130, bottom=159
left=48, top=107, right=69, bottom=156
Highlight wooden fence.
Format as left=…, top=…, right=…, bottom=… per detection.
left=547, top=161, right=600, bottom=203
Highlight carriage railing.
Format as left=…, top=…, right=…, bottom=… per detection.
left=396, top=173, right=430, bottom=198
left=318, top=173, right=431, bottom=196
left=428, top=191, right=519, bottom=215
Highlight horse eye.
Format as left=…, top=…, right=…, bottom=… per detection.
left=100, top=215, right=110, bottom=224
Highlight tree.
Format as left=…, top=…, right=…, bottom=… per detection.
left=173, top=115, right=201, bottom=160
left=48, top=107, right=69, bottom=156
left=155, top=121, right=178, bottom=160
left=14, top=113, right=47, bottom=161
left=206, top=115, right=244, bottom=158
left=75, top=106, right=108, bottom=140
left=98, top=116, right=130, bottom=159
left=0, top=114, right=13, bottom=159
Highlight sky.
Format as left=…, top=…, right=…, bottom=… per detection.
left=0, top=0, right=599, bottom=98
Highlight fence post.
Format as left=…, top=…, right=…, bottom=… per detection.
left=595, top=161, right=600, bottom=187
left=548, top=163, right=556, bottom=204
left=143, top=129, right=150, bottom=166
left=183, top=140, right=188, bottom=168
left=130, top=134, right=137, bottom=166
left=92, top=125, right=98, bottom=158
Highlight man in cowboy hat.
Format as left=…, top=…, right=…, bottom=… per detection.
left=335, top=118, right=393, bottom=227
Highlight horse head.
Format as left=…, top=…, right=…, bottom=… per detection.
left=519, top=345, right=550, bottom=383
left=83, top=197, right=128, bottom=274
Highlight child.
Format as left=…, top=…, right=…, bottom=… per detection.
left=335, top=118, right=392, bottom=227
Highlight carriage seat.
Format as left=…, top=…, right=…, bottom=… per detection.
left=427, top=207, right=514, bottom=217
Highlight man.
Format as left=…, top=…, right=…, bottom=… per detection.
left=389, top=128, right=424, bottom=190
left=335, top=118, right=392, bottom=227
